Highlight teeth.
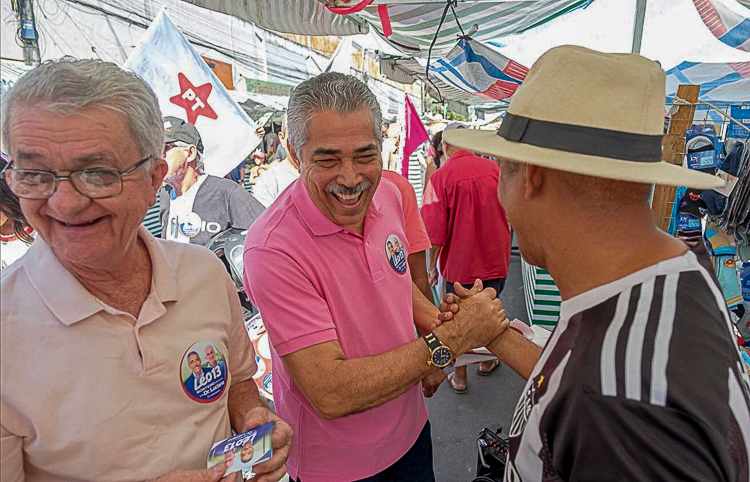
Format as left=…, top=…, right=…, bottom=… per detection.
left=336, top=192, right=359, bottom=200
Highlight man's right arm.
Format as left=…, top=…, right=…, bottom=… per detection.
left=280, top=289, right=505, bottom=419
left=441, top=283, right=541, bottom=380
left=245, top=247, right=508, bottom=420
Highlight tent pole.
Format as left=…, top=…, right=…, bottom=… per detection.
left=631, top=0, right=647, bottom=54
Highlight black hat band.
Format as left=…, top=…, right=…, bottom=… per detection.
left=497, top=113, right=663, bottom=163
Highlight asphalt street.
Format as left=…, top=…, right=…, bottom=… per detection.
left=427, top=252, right=530, bottom=482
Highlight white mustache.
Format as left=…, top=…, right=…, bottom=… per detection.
left=326, top=182, right=372, bottom=196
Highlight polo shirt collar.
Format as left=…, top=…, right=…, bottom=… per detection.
left=291, top=177, right=385, bottom=237
left=24, top=226, right=179, bottom=326
left=142, top=226, right=180, bottom=304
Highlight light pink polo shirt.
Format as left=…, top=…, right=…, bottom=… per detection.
left=243, top=178, right=428, bottom=482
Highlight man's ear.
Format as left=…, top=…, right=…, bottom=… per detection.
left=186, top=145, right=198, bottom=163
left=288, top=144, right=303, bottom=170
left=524, top=164, right=545, bottom=200
left=149, top=158, right=168, bottom=199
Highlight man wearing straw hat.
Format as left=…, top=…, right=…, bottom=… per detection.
left=441, top=46, right=750, bottom=480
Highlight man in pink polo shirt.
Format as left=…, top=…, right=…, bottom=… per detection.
left=244, top=73, right=507, bottom=482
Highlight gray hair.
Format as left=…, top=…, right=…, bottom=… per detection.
left=286, top=73, right=382, bottom=154
left=1, top=58, right=164, bottom=164
left=171, top=141, right=205, bottom=174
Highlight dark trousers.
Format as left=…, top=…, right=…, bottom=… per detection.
left=445, top=277, right=506, bottom=298
left=295, top=421, right=435, bottom=482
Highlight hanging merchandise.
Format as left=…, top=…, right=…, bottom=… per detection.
left=715, top=142, right=750, bottom=233
left=685, top=127, right=718, bottom=172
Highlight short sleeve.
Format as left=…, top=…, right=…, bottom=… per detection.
left=243, top=246, right=337, bottom=356
left=552, top=393, right=728, bottom=481
left=252, top=171, right=277, bottom=208
left=225, top=273, right=257, bottom=384
left=400, top=180, right=431, bottom=253
left=420, top=177, right=449, bottom=246
left=228, top=186, right=266, bottom=229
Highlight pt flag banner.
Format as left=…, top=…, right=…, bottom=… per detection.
left=401, top=94, right=429, bottom=178
left=124, top=10, right=261, bottom=177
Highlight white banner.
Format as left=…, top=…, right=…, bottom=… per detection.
left=124, top=10, right=261, bottom=177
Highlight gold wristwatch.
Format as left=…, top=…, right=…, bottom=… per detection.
left=422, top=332, right=454, bottom=368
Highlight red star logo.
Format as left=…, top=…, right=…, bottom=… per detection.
left=169, top=73, right=217, bottom=124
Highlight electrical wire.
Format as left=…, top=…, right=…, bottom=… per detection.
left=424, top=0, right=453, bottom=104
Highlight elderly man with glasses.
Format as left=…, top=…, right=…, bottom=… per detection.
left=0, top=59, right=291, bottom=482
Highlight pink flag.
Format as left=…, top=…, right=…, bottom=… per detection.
left=401, top=94, right=429, bottom=178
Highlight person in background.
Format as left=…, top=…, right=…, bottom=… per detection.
left=160, top=116, right=264, bottom=246
left=253, top=115, right=300, bottom=208
left=421, top=122, right=512, bottom=393
left=0, top=153, right=34, bottom=270
left=423, top=130, right=444, bottom=193
left=382, top=122, right=401, bottom=172
left=1, top=58, right=291, bottom=482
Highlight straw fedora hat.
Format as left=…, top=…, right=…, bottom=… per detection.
left=443, top=45, right=723, bottom=190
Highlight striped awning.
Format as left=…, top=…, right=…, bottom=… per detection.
left=666, top=61, right=750, bottom=104
left=350, top=0, right=595, bottom=56
left=693, top=0, right=750, bottom=52
left=180, top=0, right=368, bottom=36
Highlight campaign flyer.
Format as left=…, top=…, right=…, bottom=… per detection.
left=207, top=421, right=275, bottom=477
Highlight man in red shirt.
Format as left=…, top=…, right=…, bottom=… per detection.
left=421, top=123, right=512, bottom=393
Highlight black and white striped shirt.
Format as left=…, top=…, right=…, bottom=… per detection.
left=506, top=246, right=750, bottom=481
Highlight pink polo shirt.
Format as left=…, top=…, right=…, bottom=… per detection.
left=243, top=178, right=428, bottom=482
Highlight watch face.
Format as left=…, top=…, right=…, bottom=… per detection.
left=432, top=347, right=453, bottom=367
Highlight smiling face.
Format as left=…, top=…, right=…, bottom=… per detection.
left=292, top=109, right=382, bottom=234
left=205, top=346, right=217, bottom=367
left=188, top=352, right=203, bottom=376
left=240, top=442, right=254, bottom=463
left=6, top=105, right=166, bottom=270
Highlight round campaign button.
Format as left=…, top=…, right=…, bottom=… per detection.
left=385, top=234, right=407, bottom=275
left=179, top=212, right=202, bottom=238
left=180, top=341, right=228, bottom=403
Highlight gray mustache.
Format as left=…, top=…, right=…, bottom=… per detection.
left=326, top=182, right=372, bottom=196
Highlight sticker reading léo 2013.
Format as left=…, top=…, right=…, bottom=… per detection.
left=385, top=234, right=407, bottom=275
left=180, top=341, right=228, bottom=403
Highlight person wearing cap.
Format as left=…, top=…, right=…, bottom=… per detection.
left=0, top=58, right=292, bottom=482
left=439, top=46, right=750, bottom=480
left=160, top=116, right=265, bottom=246
left=253, top=115, right=301, bottom=208
left=243, top=72, right=505, bottom=482
left=421, top=121, right=512, bottom=393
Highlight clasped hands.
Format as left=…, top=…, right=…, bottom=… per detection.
left=437, top=280, right=510, bottom=358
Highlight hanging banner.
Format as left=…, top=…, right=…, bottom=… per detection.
left=693, top=0, right=750, bottom=52
left=124, top=10, right=261, bottom=177
left=430, top=38, right=528, bottom=102
left=401, top=94, right=429, bottom=178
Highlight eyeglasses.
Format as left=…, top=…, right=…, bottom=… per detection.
left=5, top=156, right=153, bottom=200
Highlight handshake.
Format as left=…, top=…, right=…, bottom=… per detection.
left=433, top=280, right=510, bottom=359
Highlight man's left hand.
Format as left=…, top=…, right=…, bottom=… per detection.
left=241, top=406, right=293, bottom=482
left=421, top=369, right=447, bottom=398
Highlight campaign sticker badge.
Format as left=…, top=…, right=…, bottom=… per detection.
left=180, top=212, right=202, bottom=238
left=385, top=234, right=407, bottom=275
left=207, top=421, right=275, bottom=478
left=180, top=341, right=228, bottom=403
